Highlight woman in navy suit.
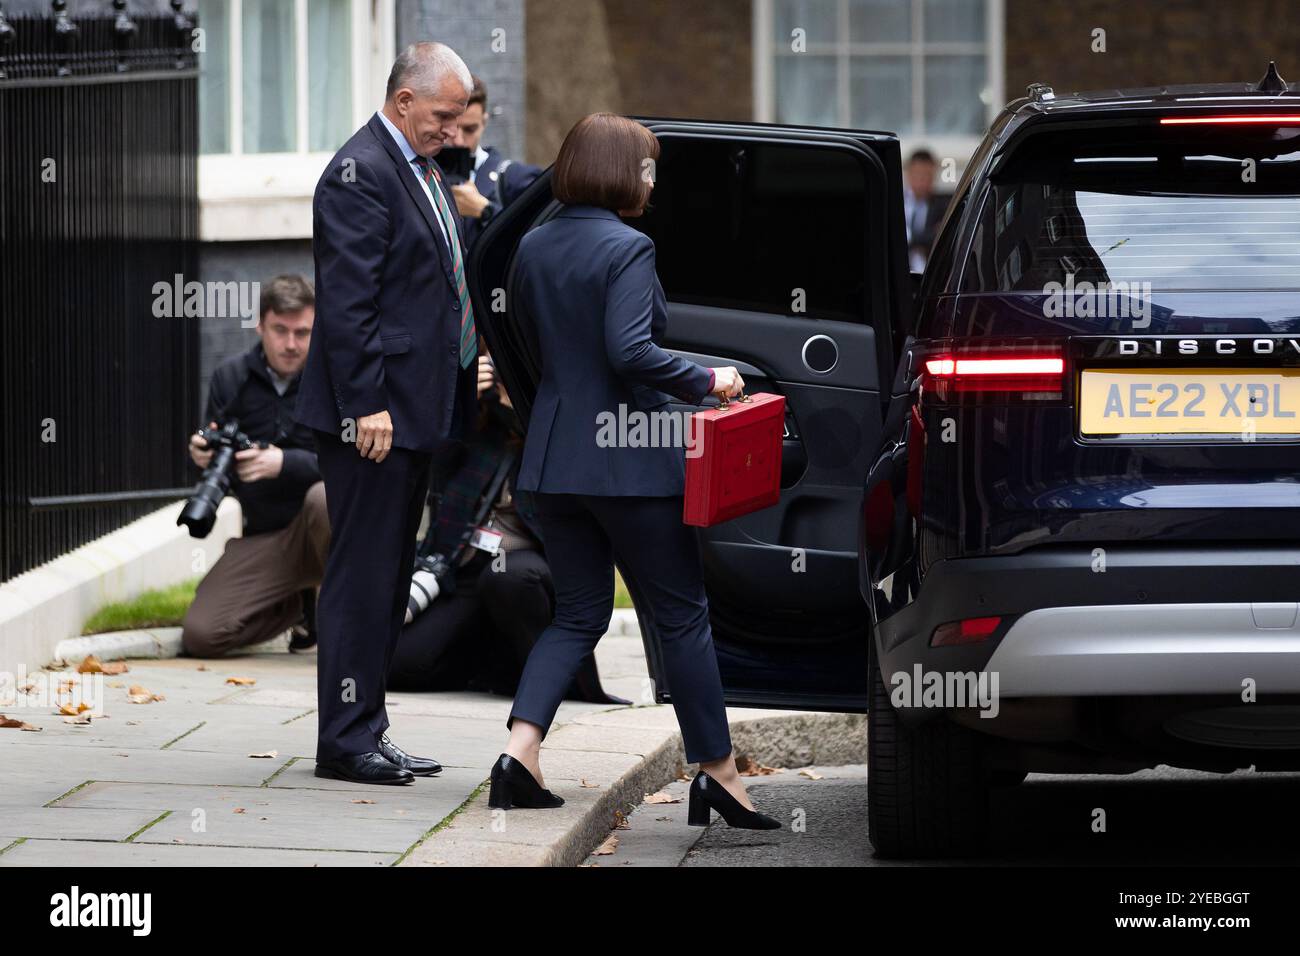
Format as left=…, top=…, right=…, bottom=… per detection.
left=487, top=113, right=780, bottom=830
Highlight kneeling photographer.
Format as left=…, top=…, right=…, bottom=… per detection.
left=180, top=275, right=327, bottom=658
left=389, top=358, right=627, bottom=705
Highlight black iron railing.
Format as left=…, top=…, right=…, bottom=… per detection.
left=0, top=1, right=200, bottom=582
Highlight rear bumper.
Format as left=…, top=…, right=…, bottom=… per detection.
left=875, top=546, right=1300, bottom=700
left=987, top=603, right=1300, bottom=696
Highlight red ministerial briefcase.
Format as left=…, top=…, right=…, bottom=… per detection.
left=683, top=391, right=786, bottom=527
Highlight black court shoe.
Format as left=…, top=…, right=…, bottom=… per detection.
left=687, top=769, right=782, bottom=830
left=488, top=753, right=564, bottom=809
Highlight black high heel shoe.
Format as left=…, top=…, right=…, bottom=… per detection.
left=687, top=770, right=782, bottom=829
left=488, top=753, right=565, bottom=810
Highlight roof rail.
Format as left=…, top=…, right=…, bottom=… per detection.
left=1026, top=83, right=1055, bottom=103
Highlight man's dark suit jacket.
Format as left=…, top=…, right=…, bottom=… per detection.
left=295, top=113, right=475, bottom=452
left=512, top=204, right=714, bottom=497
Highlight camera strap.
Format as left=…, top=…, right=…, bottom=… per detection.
left=419, top=448, right=517, bottom=564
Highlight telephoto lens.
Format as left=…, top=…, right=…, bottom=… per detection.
left=406, top=552, right=455, bottom=623
left=177, top=420, right=261, bottom=538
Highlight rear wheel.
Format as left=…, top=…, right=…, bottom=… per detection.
left=866, top=642, right=992, bottom=858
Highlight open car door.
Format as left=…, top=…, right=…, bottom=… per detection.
left=468, top=119, right=909, bottom=712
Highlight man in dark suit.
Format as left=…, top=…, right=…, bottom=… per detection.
left=446, top=75, right=542, bottom=249
left=294, top=40, right=478, bottom=785
left=903, top=148, right=952, bottom=273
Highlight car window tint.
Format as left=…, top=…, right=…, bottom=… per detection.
left=636, top=137, right=872, bottom=323
left=963, top=125, right=1300, bottom=292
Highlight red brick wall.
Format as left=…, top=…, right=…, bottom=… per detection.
left=1005, top=0, right=1300, bottom=101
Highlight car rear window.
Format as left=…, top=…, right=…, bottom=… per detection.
left=962, top=122, right=1300, bottom=293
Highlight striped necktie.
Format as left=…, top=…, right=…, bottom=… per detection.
left=414, top=155, right=478, bottom=369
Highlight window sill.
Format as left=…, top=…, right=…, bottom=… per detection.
left=199, top=153, right=334, bottom=242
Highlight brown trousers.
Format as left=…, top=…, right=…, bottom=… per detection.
left=181, top=481, right=331, bottom=658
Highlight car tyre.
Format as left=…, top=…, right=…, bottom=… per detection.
left=867, top=642, right=992, bottom=859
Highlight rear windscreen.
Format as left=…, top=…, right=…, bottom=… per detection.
left=962, top=122, right=1300, bottom=293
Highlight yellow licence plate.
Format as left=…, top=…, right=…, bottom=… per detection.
left=1079, top=368, right=1300, bottom=436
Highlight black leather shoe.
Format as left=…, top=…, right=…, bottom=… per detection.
left=488, top=753, right=564, bottom=809
left=315, top=752, right=414, bottom=785
left=378, top=733, right=442, bottom=776
left=687, top=770, right=781, bottom=829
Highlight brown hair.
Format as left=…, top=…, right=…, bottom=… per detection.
left=468, top=74, right=487, bottom=111
left=259, top=274, right=314, bottom=320
left=551, top=112, right=659, bottom=213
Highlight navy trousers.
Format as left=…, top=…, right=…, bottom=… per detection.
left=313, top=428, right=432, bottom=760
left=507, top=492, right=733, bottom=765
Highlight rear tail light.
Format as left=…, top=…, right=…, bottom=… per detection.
left=931, top=616, right=1002, bottom=647
left=921, top=352, right=1065, bottom=400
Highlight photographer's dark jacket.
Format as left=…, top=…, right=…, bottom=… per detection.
left=201, top=342, right=321, bottom=535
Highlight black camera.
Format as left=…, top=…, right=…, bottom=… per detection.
left=177, top=420, right=267, bottom=538
left=434, top=146, right=474, bottom=185
left=405, top=551, right=457, bottom=623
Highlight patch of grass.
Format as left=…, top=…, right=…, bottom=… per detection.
left=614, top=570, right=632, bottom=609
left=81, top=579, right=200, bottom=635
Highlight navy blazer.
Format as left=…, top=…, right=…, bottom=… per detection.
left=513, top=204, right=713, bottom=496
left=295, top=113, right=476, bottom=453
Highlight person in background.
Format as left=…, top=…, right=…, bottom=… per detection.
left=448, top=75, right=542, bottom=248
left=182, top=274, right=326, bottom=658
left=388, top=354, right=628, bottom=706
left=902, top=148, right=951, bottom=274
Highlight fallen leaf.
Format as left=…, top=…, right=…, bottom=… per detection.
left=644, top=789, right=680, bottom=804
left=798, top=768, right=824, bottom=780
left=225, top=676, right=257, bottom=686
left=736, top=755, right=783, bottom=776
left=102, top=661, right=129, bottom=676
left=77, top=656, right=103, bottom=674
left=592, top=834, right=619, bottom=855
left=612, top=809, right=630, bottom=830
left=0, top=715, right=39, bottom=731
left=61, top=715, right=92, bottom=725
left=233, top=808, right=246, bottom=814
left=351, top=799, right=375, bottom=805
left=127, top=686, right=164, bottom=704
left=579, top=778, right=600, bottom=788
left=196, top=665, right=208, bottom=671
left=57, top=702, right=80, bottom=716
left=247, top=750, right=278, bottom=759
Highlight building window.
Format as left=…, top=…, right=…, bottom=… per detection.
left=198, top=0, right=358, bottom=156
left=755, top=0, right=1003, bottom=157
left=195, top=0, right=394, bottom=241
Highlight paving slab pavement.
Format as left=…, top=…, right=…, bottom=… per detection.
left=0, top=627, right=865, bottom=866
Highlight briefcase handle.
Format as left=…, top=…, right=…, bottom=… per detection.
left=716, top=390, right=751, bottom=409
